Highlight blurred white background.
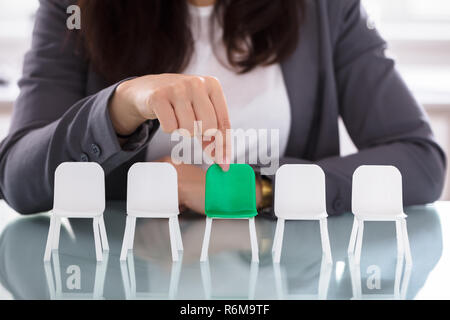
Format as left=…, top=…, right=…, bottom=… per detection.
left=0, top=0, right=450, bottom=197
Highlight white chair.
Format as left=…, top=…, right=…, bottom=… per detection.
left=348, top=165, right=412, bottom=265
left=44, top=162, right=109, bottom=262
left=272, top=164, right=332, bottom=264
left=120, top=162, right=183, bottom=261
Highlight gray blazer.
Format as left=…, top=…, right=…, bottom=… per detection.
left=0, top=0, right=446, bottom=215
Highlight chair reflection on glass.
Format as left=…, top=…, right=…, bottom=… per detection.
left=273, top=258, right=332, bottom=300
left=200, top=164, right=259, bottom=263
left=120, top=163, right=183, bottom=262
left=44, top=162, right=109, bottom=262
left=272, top=164, right=332, bottom=264
left=348, top=166, right=412, bottom=266
left=43, top=251, right=109, bottom=300
left=348, top=254, right=412, bottom=300
left=201, top=260, right=259, bottom=300
left=120, top=251, right=182, bottom=300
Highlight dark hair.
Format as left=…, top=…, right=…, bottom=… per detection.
left=77, top=0, right=305, bottom=84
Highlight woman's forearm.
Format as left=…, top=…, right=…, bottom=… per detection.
left=263, top=140, right=445, bottom=216
left=0, top=83, right=155, bottom=214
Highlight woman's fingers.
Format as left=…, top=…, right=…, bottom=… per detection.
left=153, top=100, right=178, bottom=133
left=205, top=76, right=231, bottom=171
left=143, top=74, right=231, bottom=171
left=171, top=94, right=196, bottom=136
left=190, top=78, right=218, bottom=135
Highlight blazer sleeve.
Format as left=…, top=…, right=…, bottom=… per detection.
left=265, top=0, right=446, bottom=216
left=0, top=0, right=157, bottom=214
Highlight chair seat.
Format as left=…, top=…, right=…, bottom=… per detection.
left=127, top=210, right=179, bottom=218
left=275, top=211, right=328, bottom=220
left=53, top=209, right=102, bottom=218
left=205, top=210, right=258, bottom=219
left=355, top=212, right=407, bottom=221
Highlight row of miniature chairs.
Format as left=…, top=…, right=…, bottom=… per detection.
left=44, top=162, right=411, bottom=267
left=273, top=164, right=411, bottom=266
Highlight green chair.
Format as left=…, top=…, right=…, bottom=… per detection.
left=200, top=164, right=259, bottom=262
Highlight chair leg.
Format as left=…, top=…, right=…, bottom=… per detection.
left=168, top=217, right=180, bottom=261
left=98, top=215, right=109, bottom=252
left=354, top=219, right=364, bottom=264
left=276, top=219, right=285, bottom=254
left=272, top=218, right=282, bottom=253
left=128, top=216, right=136, bottom=249
left=93, top=217, right=103, bottom=262
left=44, top=216, right=56, bottom=261
left=273, top=218, right=285, bottom=263
left=174, top=215, right=184, bottom=251
left=120, top=216, right=133, bottom=261
left=395, top=219, right=405, bottom=261
left=401, top=218, right=413, bottom=265
left=319, top=218, right=333, bottom=264
left=200, top=217, right=213, bottom=262
left=249, top=217, right=259, bottom=263
left=52, top=217, right=62, bottom=250
left=348, top=217, right=359, bottom=254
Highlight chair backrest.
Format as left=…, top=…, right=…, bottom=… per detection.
left=352, top=165, right=403, bottom=217
left=53, top=162, right=105, bottom=216
left=205, top=164, right=257, bottom=218
left=274, top=164, right=327, bottom=218
left=127, top=162, right=179, bottom=215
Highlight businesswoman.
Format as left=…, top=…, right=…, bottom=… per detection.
left=0, top=0, right=446, bottom=215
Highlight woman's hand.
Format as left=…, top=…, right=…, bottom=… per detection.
left=109, top=73, right=231, bottom=171
left=158, top=156, right=263, bottom=214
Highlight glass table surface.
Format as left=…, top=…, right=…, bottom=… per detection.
left=0, top=200, right=449, bottom=300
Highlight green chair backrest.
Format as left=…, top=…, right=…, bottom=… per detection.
left=205, top=164, right=258, bottom=218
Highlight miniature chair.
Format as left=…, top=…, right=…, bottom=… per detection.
left=348, top=165, right=412, bottom=265
left=44, top=162, right=109, bottom=262
left=120, top=162, right=183, bottom=261
left=200, top=164, right=259, bottom=262
left=272, top=164, right=332, bottom=264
